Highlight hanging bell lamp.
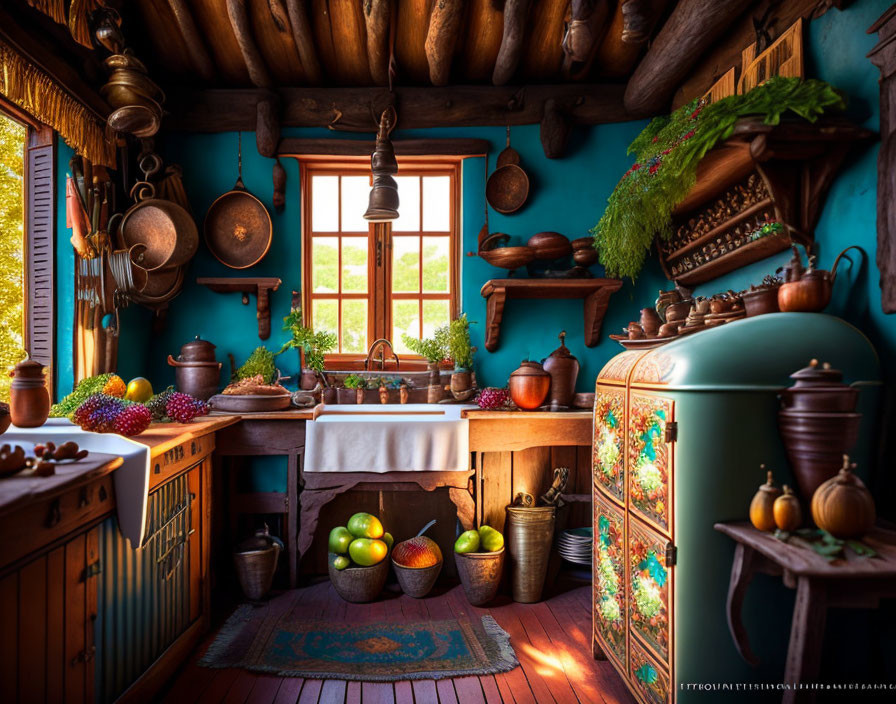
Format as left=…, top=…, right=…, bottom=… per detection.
left=363, top=107, right=399, bottom=223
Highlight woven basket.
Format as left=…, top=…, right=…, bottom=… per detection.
left=233, top=526, right=283, bottom=601
left=506, top=505, right=555, bottom=603
left=328, top=555, right=389, bottom=603
left=455, top=548, right=505, bottom=606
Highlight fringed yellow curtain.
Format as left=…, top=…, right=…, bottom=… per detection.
left=0, top=40, right=116, bottom=167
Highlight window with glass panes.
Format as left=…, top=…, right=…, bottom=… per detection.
left=300, top=160, right=459, bottom=364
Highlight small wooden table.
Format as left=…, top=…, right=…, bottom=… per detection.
left=715, top=521, right=896, bottom=704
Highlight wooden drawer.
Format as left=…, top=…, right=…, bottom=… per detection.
left=0, top=475, right=114, bottom=572
left=150, top=433, right=215, bottom=490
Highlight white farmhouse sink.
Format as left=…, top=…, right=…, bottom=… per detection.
left=304, top=404, right=476, bottom=473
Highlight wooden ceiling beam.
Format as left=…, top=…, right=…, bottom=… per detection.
left=492, top=0, right=531, bottom=85
left=226, top=0, right=274, bottom=88
left=624, top=0, right=753, bottom=115
left=166, top=83, right=630, bottom=132
left=286, top=0, right=322, bottom=84
left=364, top=0, right=391, bottom=86
left=277, top=137, right=489, bottom=156
left=165, top=0, right=215, bottom=81
left=425, top=0, right=464, bottom=87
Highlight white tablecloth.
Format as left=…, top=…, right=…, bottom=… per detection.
left=304, top=405, right=474, bottom=473
left=5, top=419, right=150, bottom=546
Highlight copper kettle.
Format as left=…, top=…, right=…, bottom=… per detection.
left=167, top=336, right=222, bottom=401
left=778, top=245, right=862, bottom=313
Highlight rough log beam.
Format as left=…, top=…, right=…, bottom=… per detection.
left=493, top=0, right=531, bottom=85
left=167, top=84, right=630, bottom=132
left=286, top=0, right=322, bottom=84
left=256, top=93, right=281, bottom=157
left=621, top=0, right=657, bottom=44
left=624, top=0, right=753, bottom=115
left=364, top=0, right=391, bottom=86
left=226, top=0, right=273, bottom=88
left=562, top=0, right=612, bottom=78
left=540, top=98, right=570, bottom=159
left=166, top=0, right=215, bottom=80
left=426, top=0, right=465, bottom=87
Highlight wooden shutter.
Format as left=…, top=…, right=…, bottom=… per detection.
left=24, top=126, right=55, bottom=390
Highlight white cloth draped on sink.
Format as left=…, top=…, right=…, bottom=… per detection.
left=5, top=419, right=151, bottom=546
left=303, top=404, right=474, bottom=473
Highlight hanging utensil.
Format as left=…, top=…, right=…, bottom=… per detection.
left=496, top=126, right=521, bottom=167
left=203, top=132, right=273, bottom=269
left=486, top=126, right=530, bottom=215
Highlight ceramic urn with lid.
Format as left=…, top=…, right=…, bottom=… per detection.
left=542, top=331, right=579, bottom=408
left=509, top=360, right=551, bottom=411
left=9, top=359, right=50, bottom=427
left=167, top=336, right=222, bottom=401
left=779, top=358, right=859, bottom=413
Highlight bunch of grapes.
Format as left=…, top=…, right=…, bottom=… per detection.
left=72, top=394, right=151, bottom=436
left=477, top=387, right=510, bottom=410
left=165, top=392, right=209, bottom=423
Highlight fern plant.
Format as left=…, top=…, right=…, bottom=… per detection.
left=401, top=333, right=447, bottom=364
left=280, top=309, right=337, bottom=383
left=438, top=314, right=474, bottom=370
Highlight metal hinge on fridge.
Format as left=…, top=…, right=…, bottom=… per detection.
left=82, top=559, right=102, bottom=581
left=664, top=421, right=678, bottom=443
left=665, top=542, right=678, bottom=566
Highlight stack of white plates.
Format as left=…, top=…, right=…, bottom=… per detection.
left=556, top=526, right=592, bottom=566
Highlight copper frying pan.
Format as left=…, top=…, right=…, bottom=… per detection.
left=204, top=134, right=272, bottom=269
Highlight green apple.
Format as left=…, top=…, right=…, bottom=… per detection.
left=347, top=512, right=385, bottom=539
left=332, top=555, right=350, bottom=570
left=478, top=525, right=504, bottom=552
left=328, top=526, right=354, bottom=554
left=348, top=538, right=388, bottom=566
left=382, top=532, right=394, bottom=550
left=454, top=529, right=481, bottom=554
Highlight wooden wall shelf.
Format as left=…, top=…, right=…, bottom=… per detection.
left=659, top=118, right=875, bottom=286
left=197, top=277, right=281, bottom=339
left=480, top=278, right=623, bottom=352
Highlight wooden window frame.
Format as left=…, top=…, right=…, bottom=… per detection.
left=0, top=97, right=54, bottom=395
left=298, top=156, right=461, bottom=371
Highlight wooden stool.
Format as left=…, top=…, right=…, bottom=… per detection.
left=715, top=521, right=896, bottom=704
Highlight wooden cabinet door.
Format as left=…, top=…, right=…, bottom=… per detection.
left=628, top=517, right=674, bottom=669
left=627, top=393, right=674, bottom=535
left=0, top=527, right=99, bottom=704
left=592, top=489, right=627, bottom=667
left=629, top=636, right=672, bottom=704
left=594, top=386, right=626, bottom=504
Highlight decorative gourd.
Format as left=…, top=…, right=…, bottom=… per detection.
left=749, top=466, right=782, bottom=531
left=773, top=485, right=802, bottom=532
left=810, top=455, right=876, bottom=539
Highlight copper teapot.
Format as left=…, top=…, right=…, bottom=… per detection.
left=778, top=246, right=862, bottom=313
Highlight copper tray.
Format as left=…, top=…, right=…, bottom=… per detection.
left=208, top=393, right=291, bottom=413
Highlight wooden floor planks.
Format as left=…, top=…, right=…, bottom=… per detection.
left=161, top=583, right=634, bottom=704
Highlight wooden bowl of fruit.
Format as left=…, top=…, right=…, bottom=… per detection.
left=391, top=521, right=443, bottom=598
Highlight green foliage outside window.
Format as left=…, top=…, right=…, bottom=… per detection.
left=0, top=114, right=26, bottom=401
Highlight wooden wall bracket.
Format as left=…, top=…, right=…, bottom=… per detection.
left=479, top=278, right=623, bottom=351
left=196, top=277, right=281, bottom=339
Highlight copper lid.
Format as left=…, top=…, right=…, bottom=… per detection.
left=178, top=336, right=217, bottom=362
left=789, top=359, right=844, bottom=387
left=510, top=360, right=549, bottom=378
left=10, top=359, right=46, bottom=379
left=546, top=331, right=575, bottom=361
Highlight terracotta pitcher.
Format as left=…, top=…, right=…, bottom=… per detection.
left=9, top=359, right=50, bottom=427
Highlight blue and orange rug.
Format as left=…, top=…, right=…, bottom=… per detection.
left=200, top=601, right=518, bottom=681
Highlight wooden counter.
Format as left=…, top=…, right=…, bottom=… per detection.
left=464, top=408, right=592, bottom=452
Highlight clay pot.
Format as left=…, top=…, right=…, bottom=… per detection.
left=639, top=308, right=662, bottom=336
left=664, top=301, right=692, bottom=323
left=451, top=370, right=473, bottom=394
left=655, top=289, right=683, bottom=321
left=780, top=359, right=860, bottom=413
left=527, top=232, right=572, bottom=261
left=778, top=272, right=832, bottom=313
left=741, top=286, right=781, bottom=317
left=9, top=360, right=50, bottom=428
left=542, top=332, right=579, bottom=408
left=509, top=361, right=551, bottom=410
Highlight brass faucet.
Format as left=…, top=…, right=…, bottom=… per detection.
left=364, top=338, right=400, bottom=371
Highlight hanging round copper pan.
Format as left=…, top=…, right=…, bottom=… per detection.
left=486, top=164, right=529, bottom=214
left=204, top=135, right=272, bottom=269
left=115, top=181, right=198, bottom=270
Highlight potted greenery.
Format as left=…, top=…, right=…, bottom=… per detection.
left=342, top=374, right=366, bottom=404
left=280, top=308, right=337, bottom=400
left=439, top=314, right=475, bottom=395
left=402, top=332, right=448, bottom=403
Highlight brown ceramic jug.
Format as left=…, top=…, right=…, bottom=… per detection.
left=9, top=359, right=50, bottom=427
left=542, top=331, right=579, bottom=408
left=509, top=361, right=551, bottom=411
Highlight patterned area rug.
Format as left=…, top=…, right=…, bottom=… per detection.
left=199, top=602, right=518, bottom=681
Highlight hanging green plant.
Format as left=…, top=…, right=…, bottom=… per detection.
left=591, top=77, right=846, bottom=281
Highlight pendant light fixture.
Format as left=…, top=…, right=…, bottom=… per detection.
left=363, top=106, right=399, bottom=223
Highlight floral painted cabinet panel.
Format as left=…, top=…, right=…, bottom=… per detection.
left=628, top=394, right=675, bottom=534
left=629, top=517, right=673, bottom=666
left=629, top=636, right=671, bottom=704
left=592, top=490, right=627, bottom=666
left=594, top=387, right=626, bottom=503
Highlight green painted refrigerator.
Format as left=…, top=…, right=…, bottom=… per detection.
left=592, top=313, right=881, bottom=704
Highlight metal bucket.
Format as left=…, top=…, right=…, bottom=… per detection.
left=506, top=505, right=555, bottom=603
left=233, top=526, right=283, bottom=601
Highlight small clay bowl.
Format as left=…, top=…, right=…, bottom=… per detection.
left=392, top=558, right=442, bottom=598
